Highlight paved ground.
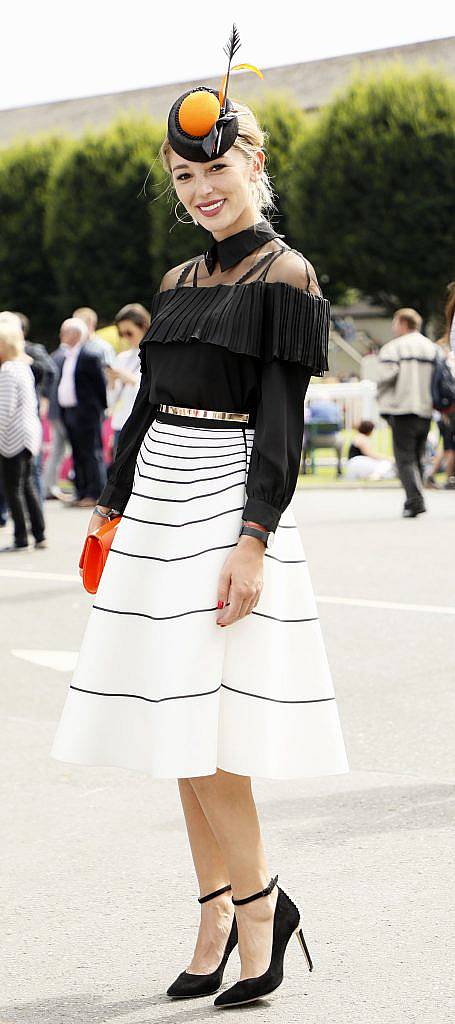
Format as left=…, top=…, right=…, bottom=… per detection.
left=0, top=489, right=454, bottom=1024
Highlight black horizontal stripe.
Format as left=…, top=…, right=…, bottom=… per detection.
left=142, top=438, right=250, bottom=461
left=93, top=603, right=219, bottom=622
left=151, top=426, right=254, bottom=440
left=137, top=456, right=247, bottom=485
left=138, top=451, right=248, bottom=473
left=110, top=542, right=236, bottom=562
left=93, top=603, right=318, bottom=626
left=70, top=682, right=222, bottom=704
left=277, top=524, right=297, bottom=530
left=131, top=478, right=246, bottom=503
left=109, top=543, right=304, bottom=565
left=380, top=356, right=435, bottom=365
left=145, top=436, right=253, bottom=451
left=109, top=544, right=303, bottom=569
left=221, top=682, right=335, bottom=705
left=264, top=553, right=307, bottom=564
left=122, top=505, right=244, bottom=528
left=69, top=680, right=335, bottom=706
left=251, top=611, right=318, bottom=623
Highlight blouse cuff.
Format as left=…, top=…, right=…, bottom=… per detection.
left=242, top=497, right=281, bottom=533
left=96, top=480, right=129, bottom=514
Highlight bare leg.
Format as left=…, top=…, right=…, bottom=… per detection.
left=445, top=450, right=455, bottom=478
left=188, top=768, right=278, bottom=981
left=177, top=778, right=234, bottom=974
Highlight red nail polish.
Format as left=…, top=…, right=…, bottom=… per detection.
left=217, top=600, right=224, bottom=609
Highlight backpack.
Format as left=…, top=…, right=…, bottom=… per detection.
left=431, top=352, right=455, bottom=413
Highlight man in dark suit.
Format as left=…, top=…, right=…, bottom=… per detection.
left=57, top=318, right=107, bottom=507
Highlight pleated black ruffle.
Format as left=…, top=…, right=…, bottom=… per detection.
left=139, top=282, right=330, bottom=376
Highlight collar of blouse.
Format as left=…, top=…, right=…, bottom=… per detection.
left=204, top=219, right=284, bottom=275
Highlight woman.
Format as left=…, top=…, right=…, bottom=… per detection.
left=106, top=303, right=150, bottom=458
left=51, top=26, right=348, bottom=1008
left=0, top=314, right=46, bottom=551
left=345, top=420, right=395, bottom=480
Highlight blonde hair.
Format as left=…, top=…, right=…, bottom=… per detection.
left=0, top=314, right=25, bottom=359
left=73, top=306, right=98, bottom=329
left=159, top=100, right=277, bottom=219
left=394, top=308, right=422, bottom=332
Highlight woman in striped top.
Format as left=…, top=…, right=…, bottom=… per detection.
left=0, top=314, right=46, bottom=550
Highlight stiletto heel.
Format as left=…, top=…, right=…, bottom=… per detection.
left=214, top=874, right=313, bottom=1008
left=295, top=925, right=313, bottom=971
left=166, top=882, right=238, bottom=999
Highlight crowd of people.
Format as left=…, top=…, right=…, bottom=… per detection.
left=0, top=297, right=454, bottom=550
left=0, top=303, right=150, bottom=551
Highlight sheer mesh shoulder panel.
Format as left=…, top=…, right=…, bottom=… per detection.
left=260, top=244, right=312, bottom=290
left=142, top=240, right=329, bottom=374
left=175, top=259, right=200, bottom=288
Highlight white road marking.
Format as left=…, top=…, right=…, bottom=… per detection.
left=316, top=595, right=455, bottom=615
left=12, top=650, right=78, bottom=671
left=2, top=568, right=455, bottom=616
left=0, top=568, right=80, bottom=582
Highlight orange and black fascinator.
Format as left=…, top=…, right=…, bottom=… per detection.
left=167, top=24, right=263, bottom=162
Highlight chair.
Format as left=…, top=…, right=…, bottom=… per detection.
left=301, top=422, right=344, bottom=477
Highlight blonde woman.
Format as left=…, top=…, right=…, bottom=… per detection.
left=52, top=26, right=348, bottom=1009
left=0, top=314, right=46, bottom=551
left=107, top=303, right=151, bottom=458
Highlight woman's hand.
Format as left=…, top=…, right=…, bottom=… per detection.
left=79, top=506, right=111, bottom=578
left=216, top=535, right=265, bottom=626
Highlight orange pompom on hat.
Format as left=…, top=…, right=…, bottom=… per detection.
left=167, top=24, right=263, bottom=162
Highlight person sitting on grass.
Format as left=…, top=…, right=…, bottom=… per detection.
left=345, top=420, right=396, bottom=481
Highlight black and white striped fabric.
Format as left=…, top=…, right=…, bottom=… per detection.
left=51, top=415, right=348, bottom=779
left=0, top=359, right=42, bottom=458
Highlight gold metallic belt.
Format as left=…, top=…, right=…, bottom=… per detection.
left=158, top=404, right=250, bottom=423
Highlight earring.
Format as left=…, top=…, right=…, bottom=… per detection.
left=174, top=200, right=194, bottom=225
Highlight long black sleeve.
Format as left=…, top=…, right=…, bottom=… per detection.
left=243, top=360, right=312, bottom=532
left=97, top=365, right=157, bottom=513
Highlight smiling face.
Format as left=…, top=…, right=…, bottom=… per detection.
left=169, top=145, right=265, bottom=240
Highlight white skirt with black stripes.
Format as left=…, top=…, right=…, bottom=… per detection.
left=51, top=415, right=349, bottom=780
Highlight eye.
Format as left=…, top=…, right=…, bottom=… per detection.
left=176, top=162, right=225, bottom=181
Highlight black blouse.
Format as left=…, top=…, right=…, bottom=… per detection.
left=97, top=221, right=330, bottom=533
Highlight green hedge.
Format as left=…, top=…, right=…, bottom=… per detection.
left=288, top=66, right=455, bottom=319
left=0, top=137, right=64, bottom=337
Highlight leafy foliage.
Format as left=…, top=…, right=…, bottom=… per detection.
left=288, top=67, right=455, bottom=319
left=0, top=137, right=64, bottom=339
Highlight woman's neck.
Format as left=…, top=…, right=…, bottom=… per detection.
left=211, top=207, right=262, bottom=243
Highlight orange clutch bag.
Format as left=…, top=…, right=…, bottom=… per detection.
left=78, top=515, right=122, bottom=594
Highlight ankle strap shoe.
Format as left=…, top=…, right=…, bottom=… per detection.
left=166, top=883, right=238, bottom=1000
left=232, top=874, right=279, bottom=905
left=214, top=874, right=313, bottom=1008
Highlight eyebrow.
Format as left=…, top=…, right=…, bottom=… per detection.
left=172, top=159, right=227, bottom=173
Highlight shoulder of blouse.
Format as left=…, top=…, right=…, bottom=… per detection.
left=140, top=259, right=330, bottom=377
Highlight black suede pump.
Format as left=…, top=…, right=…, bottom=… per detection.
left=166, top=883, right=238, bottom=999
left=213, top=874, right=313, bottom=1008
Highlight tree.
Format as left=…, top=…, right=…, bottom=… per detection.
left=255, top=96, right=308, bottom=242
left=0, top=137, right=63, bottom=339
left=44, top=117, right=169, bottom=325
left=289, top=68, right=455, bottom=320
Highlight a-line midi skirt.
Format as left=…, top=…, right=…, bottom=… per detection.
left=51, top=413, right=349, bottom=780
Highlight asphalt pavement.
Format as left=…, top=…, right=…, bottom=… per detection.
left=0, top=487, right=454, bottom=1024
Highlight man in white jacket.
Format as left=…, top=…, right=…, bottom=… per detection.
left=376, top=308, right=436, bottom=518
